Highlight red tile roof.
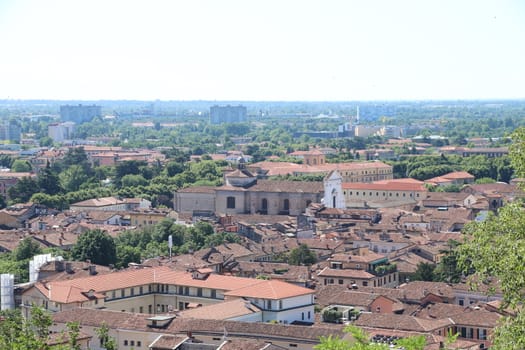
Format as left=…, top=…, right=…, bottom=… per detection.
left=343, top=179, right=426, bottom=192
left=224, top=279, right=314, bottom=300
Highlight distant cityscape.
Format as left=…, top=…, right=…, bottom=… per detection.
left=0, top=98, right=522, bottom=349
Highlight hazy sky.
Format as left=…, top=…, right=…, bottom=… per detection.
left=1, top=0, right=524, bottom=101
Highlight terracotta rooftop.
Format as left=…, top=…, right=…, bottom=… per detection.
left=224, top=279, right=314, bottom=300
left=343, top=179, right=426, bottom=192
left=330, top=252, right=386, bottom=264
left=177, top=186, right=217, bottom=194
left=354, top=313, right=452, bottom=332
left=29, top=266, right=314, bottom=304
left=52, top=308, right=346, bottom=342
left=70, top=197, right=125, bottom=207
left=317, top=267, right=375, bottom=280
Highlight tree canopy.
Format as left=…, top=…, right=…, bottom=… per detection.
left=71, top=229, right=117, bottom=266
left=455, top=126, right=525, bottom=349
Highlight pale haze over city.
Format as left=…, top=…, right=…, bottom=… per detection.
left=1, top=0, right=524, bottom=101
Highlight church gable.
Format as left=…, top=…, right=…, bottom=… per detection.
left=324, top=170, right=345, bottom=209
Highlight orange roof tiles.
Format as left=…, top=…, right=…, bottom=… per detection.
left=224, top=279, right=314, bottom=300
left=31, top=266, right=314, bottom=304
left=342, top=179, right=426, bottom=191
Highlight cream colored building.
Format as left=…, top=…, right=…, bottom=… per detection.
left=174, top=169, right=323, bottom=216
left=342, top=178, right=427, bottom=209
left=22, top=266, right=315, bottom=325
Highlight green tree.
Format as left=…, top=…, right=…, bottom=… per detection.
left=288, top=244, right=317, bottom=266
left=433, top=244, right=462, bottom=283
left=38, top=166, right=63, bottom=195
left=96, top=322, right=117, bottom=350
left=65, top=321, right=81, bottom=350
left=60, top=164, right=89, bottom=192
left=454, top=126, right=525, bottom=348
left=8, top=176, right=39, bottom=203
left=458, top=204, right=525, bottom=349
left=0, top=307, right=51, bottom=349
left=121, top=174, right=148, bottom=187
left=71, top=229, right=117, bottom=266
left=10, top=159, right=32, bottom=172
left=14, top=237, right=42, bottom=261
left=315, top=325, right=425, bottom=350
left=116, top=245, right=141, bottom=269
left=412, top=262, right=435, bottom=281
left=39, top=136, right=54, bottom=147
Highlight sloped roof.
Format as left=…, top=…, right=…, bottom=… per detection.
left=354, top=313, right=452, bottom=332
left=343, top=179, right=426, bottom=192
left=317, top=267, right=375, bottom=279
left=224, top=279, right=314, bottom=300
left=70, top=197, right=124, bottom=207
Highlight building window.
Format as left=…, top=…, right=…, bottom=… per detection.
left=124, top=340, right=128, bottom=346
left=139, top=286, right=143, bottom=294
left=480, top=328, right=487, bottom=340
left=139, top=306, right=143, bottom=313
left=130, top=340, right=135, bottom=346
left=211, top=289, right=216, bottom=298
left=261, top=198, right=268, bottom=212
left=283, top=199, right=290, bottom=211
left=121, top=289, right=125, bottom=297
left=227, top=196, right=236, bottom=209
left=267, top=300, right=272, bottom=309
left=338, top=279, right=344, bottom=285
left=197, top=288, right=203, bottom=297
left=137, top=341, right=142, bottom=347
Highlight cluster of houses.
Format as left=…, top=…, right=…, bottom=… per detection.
left=0, top=145, right=521, bottom=349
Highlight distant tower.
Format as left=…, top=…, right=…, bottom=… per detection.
left=356, top=106, right=360, bottom=125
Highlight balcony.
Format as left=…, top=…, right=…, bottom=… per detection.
left=368, top=263, right=397, bottom=276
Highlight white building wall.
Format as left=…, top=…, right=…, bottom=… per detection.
left=262, top=304, right=315, bottom=324
left=323, top=171, right=345, bottom=209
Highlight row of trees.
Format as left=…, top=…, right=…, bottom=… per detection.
left=5, top=147, right=227, bottom=209
left=388, top=154, right=513, bottom=182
